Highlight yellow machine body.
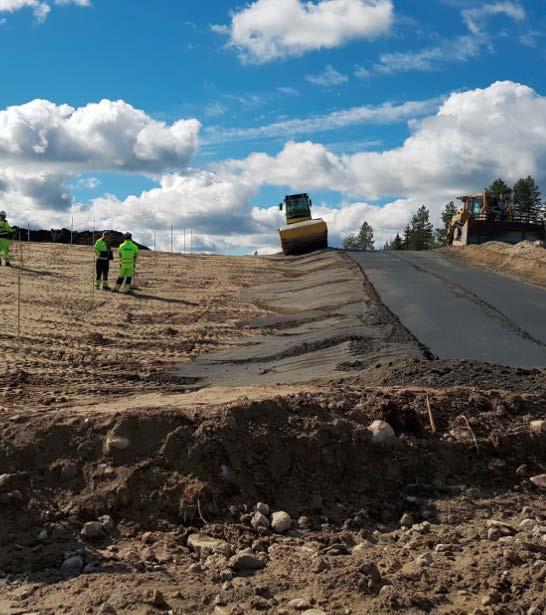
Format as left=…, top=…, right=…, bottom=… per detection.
left=278, top=193, right=328, bottom=255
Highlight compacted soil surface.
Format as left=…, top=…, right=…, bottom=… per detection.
left=0, top=244, right=545, bottom=615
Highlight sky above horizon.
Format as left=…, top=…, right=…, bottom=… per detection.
left=1, top=0, right=546, bottom=253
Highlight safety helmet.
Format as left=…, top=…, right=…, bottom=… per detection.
left=124, top=232, right=132, bottom=240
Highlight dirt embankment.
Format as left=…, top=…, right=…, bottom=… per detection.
left=441, top=241, right=546, bottom=287
left=1, top=247, right=546, bottom=615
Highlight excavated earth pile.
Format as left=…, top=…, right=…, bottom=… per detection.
left=1, top=246, right=546, bottom=615
left=441, top=241, right=546, bottom=287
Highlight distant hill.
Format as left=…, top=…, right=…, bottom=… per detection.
left=14, top=228, right=149, bottom=250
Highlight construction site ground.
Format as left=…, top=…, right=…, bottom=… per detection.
left=1, top=243, right=546, bottom=615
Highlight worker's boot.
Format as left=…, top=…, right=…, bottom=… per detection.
left=103, top=281, right=110, bottom=291
left=122, top=284, right=133, bottom=294
left=95, top=280, right=100, bottom=290
left=113, top=284, right=121, bottom=293
left=5, top=261, right=10, bottom=267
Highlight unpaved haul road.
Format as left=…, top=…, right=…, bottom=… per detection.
left=349, top=250, right=546, bottom=368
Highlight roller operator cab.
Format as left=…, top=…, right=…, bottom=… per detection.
left=448, top=192, right=545, bottom=246
left=278, top=193, right=328, bottom=256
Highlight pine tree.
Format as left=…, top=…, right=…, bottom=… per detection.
left=343, top=221, right=375, bottom=250
left=513, top=176, right=543, bottom=223
left=407, top=206, right=434, bottom=250
left=487, top=178, right=512, bottom=197
left=392, top=233, right=403, bottom=250
left=343, top=234, right=359, bottom=250
left=402, top=224, right=412, bottom=250
left=435, top=201, right=458, bottom=247
left=356, top=221, right=375, bottom=250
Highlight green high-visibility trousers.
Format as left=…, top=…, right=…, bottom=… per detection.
left=0, top=238, right=9, bottom=262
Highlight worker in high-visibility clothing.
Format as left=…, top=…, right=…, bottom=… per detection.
left=114, top=232, right=139, bottom=294
left=0, top=210, right=14, bottom=266
left=93, top=233, right=113, bottom=290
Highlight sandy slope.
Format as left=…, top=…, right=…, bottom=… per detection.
left=441, top=241, right=546, bottom=287
left=0, top=243, right=281, bottom=413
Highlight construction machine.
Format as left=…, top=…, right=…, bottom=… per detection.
left=278, top=193, right=328, bottom=255
left=448, top=192, right=545, bottom=246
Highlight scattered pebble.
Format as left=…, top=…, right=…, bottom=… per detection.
left=251, top=511, right=270, bottom=530
left=287, top=598, right=312, bottom=610
left=104, top=435, right=130, bottom=454
left=367, top=420, right=396, bottom=445
left=530, top=475, right=546, bottom=489
left=530, top=420, right=546, bottom=435
left=81, top=521, right=105, bottom=540
left=399, top=513, right=414, bottom=528
left=256, top=502, right=269, bottom=516
left=298, top=516, right=312, bottom=530
left=416, top=552, right=433, bottom=566
left=60, top=555, right=83, bottom=577
left=519, top=518, right=536, bottom=531
left=271, top=511, right=292, bottom=534
left=228, top=553, right=267, bottom=572
left=60, top=462, right=78, bottom=481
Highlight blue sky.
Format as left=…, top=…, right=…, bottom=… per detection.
left=1, top=0, right=546, bottom=252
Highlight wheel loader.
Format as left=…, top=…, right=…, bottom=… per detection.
left=448, top=192, right=545, bottom=246
left=278, top=193, right=328, bottom=255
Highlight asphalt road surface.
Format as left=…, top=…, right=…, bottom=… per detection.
left=349, top=251, right=546, bottom=368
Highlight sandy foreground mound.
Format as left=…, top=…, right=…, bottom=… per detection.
left=0, top=246, right=546, bottom=615
left=441, top=241, right=546, bottom=287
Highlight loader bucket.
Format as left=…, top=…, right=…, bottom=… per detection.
left=452, top=219, right=545, bottom=246
left=279, top=218, right=328, bottom=255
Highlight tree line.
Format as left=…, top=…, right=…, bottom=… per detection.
left=343, top=176, right=545, bottom=251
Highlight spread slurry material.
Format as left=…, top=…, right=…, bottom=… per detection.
left=1, top=245, right=546, bottom=614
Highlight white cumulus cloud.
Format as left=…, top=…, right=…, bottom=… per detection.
left=214, top=0, right=394, bottom=63
left=0, top=0, right=89, bottom=22
left=0, top=98, right=200, bottom=174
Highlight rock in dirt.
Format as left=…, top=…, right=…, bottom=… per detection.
left=399, top=513, right=414, bottom=528
left=104, top=435, right=130, bottom=454
left=187, top=534, right=232, bottom=558
left=99, top=515, right=115, bottom=533
left=38, top=529, right=48, bottom=542
left=256, top=502, right=270, bottom=516
left=519, top=518, right=536, bottom=531
left=228, top=553, right=267, bottom=572
left=60, top=555, right=84, bottom=577
left=367, top=420, right=396, bottom=445
left=251, top=511, right=270, bottom=529
left=417, top=552, right=433, bottom=566
left=481, top=592, right=501, bottom=606
left=301, top=610, right=327, bottom=615
left=0, top=473, right=12, bottom=489
left=530, top=474, right=546, bottom=489
left=530, top=420, right=546, bottom=435
left=288, top=598, right=312, bottom=610
left=487, top=519, right=517, bottom=535
left=271, top=511, right=292, bottom=534
left=60, top=462, right=78, bottom=481
left=298, top=516, right=312, bottom=530
left=81, top=521, right=106, bottom=540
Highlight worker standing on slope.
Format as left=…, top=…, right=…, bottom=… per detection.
left=0, top=210, right=14, bottom=266
left=93, top=233, right=113, bottom=290
left=114, top=232, right=139, bottom=294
